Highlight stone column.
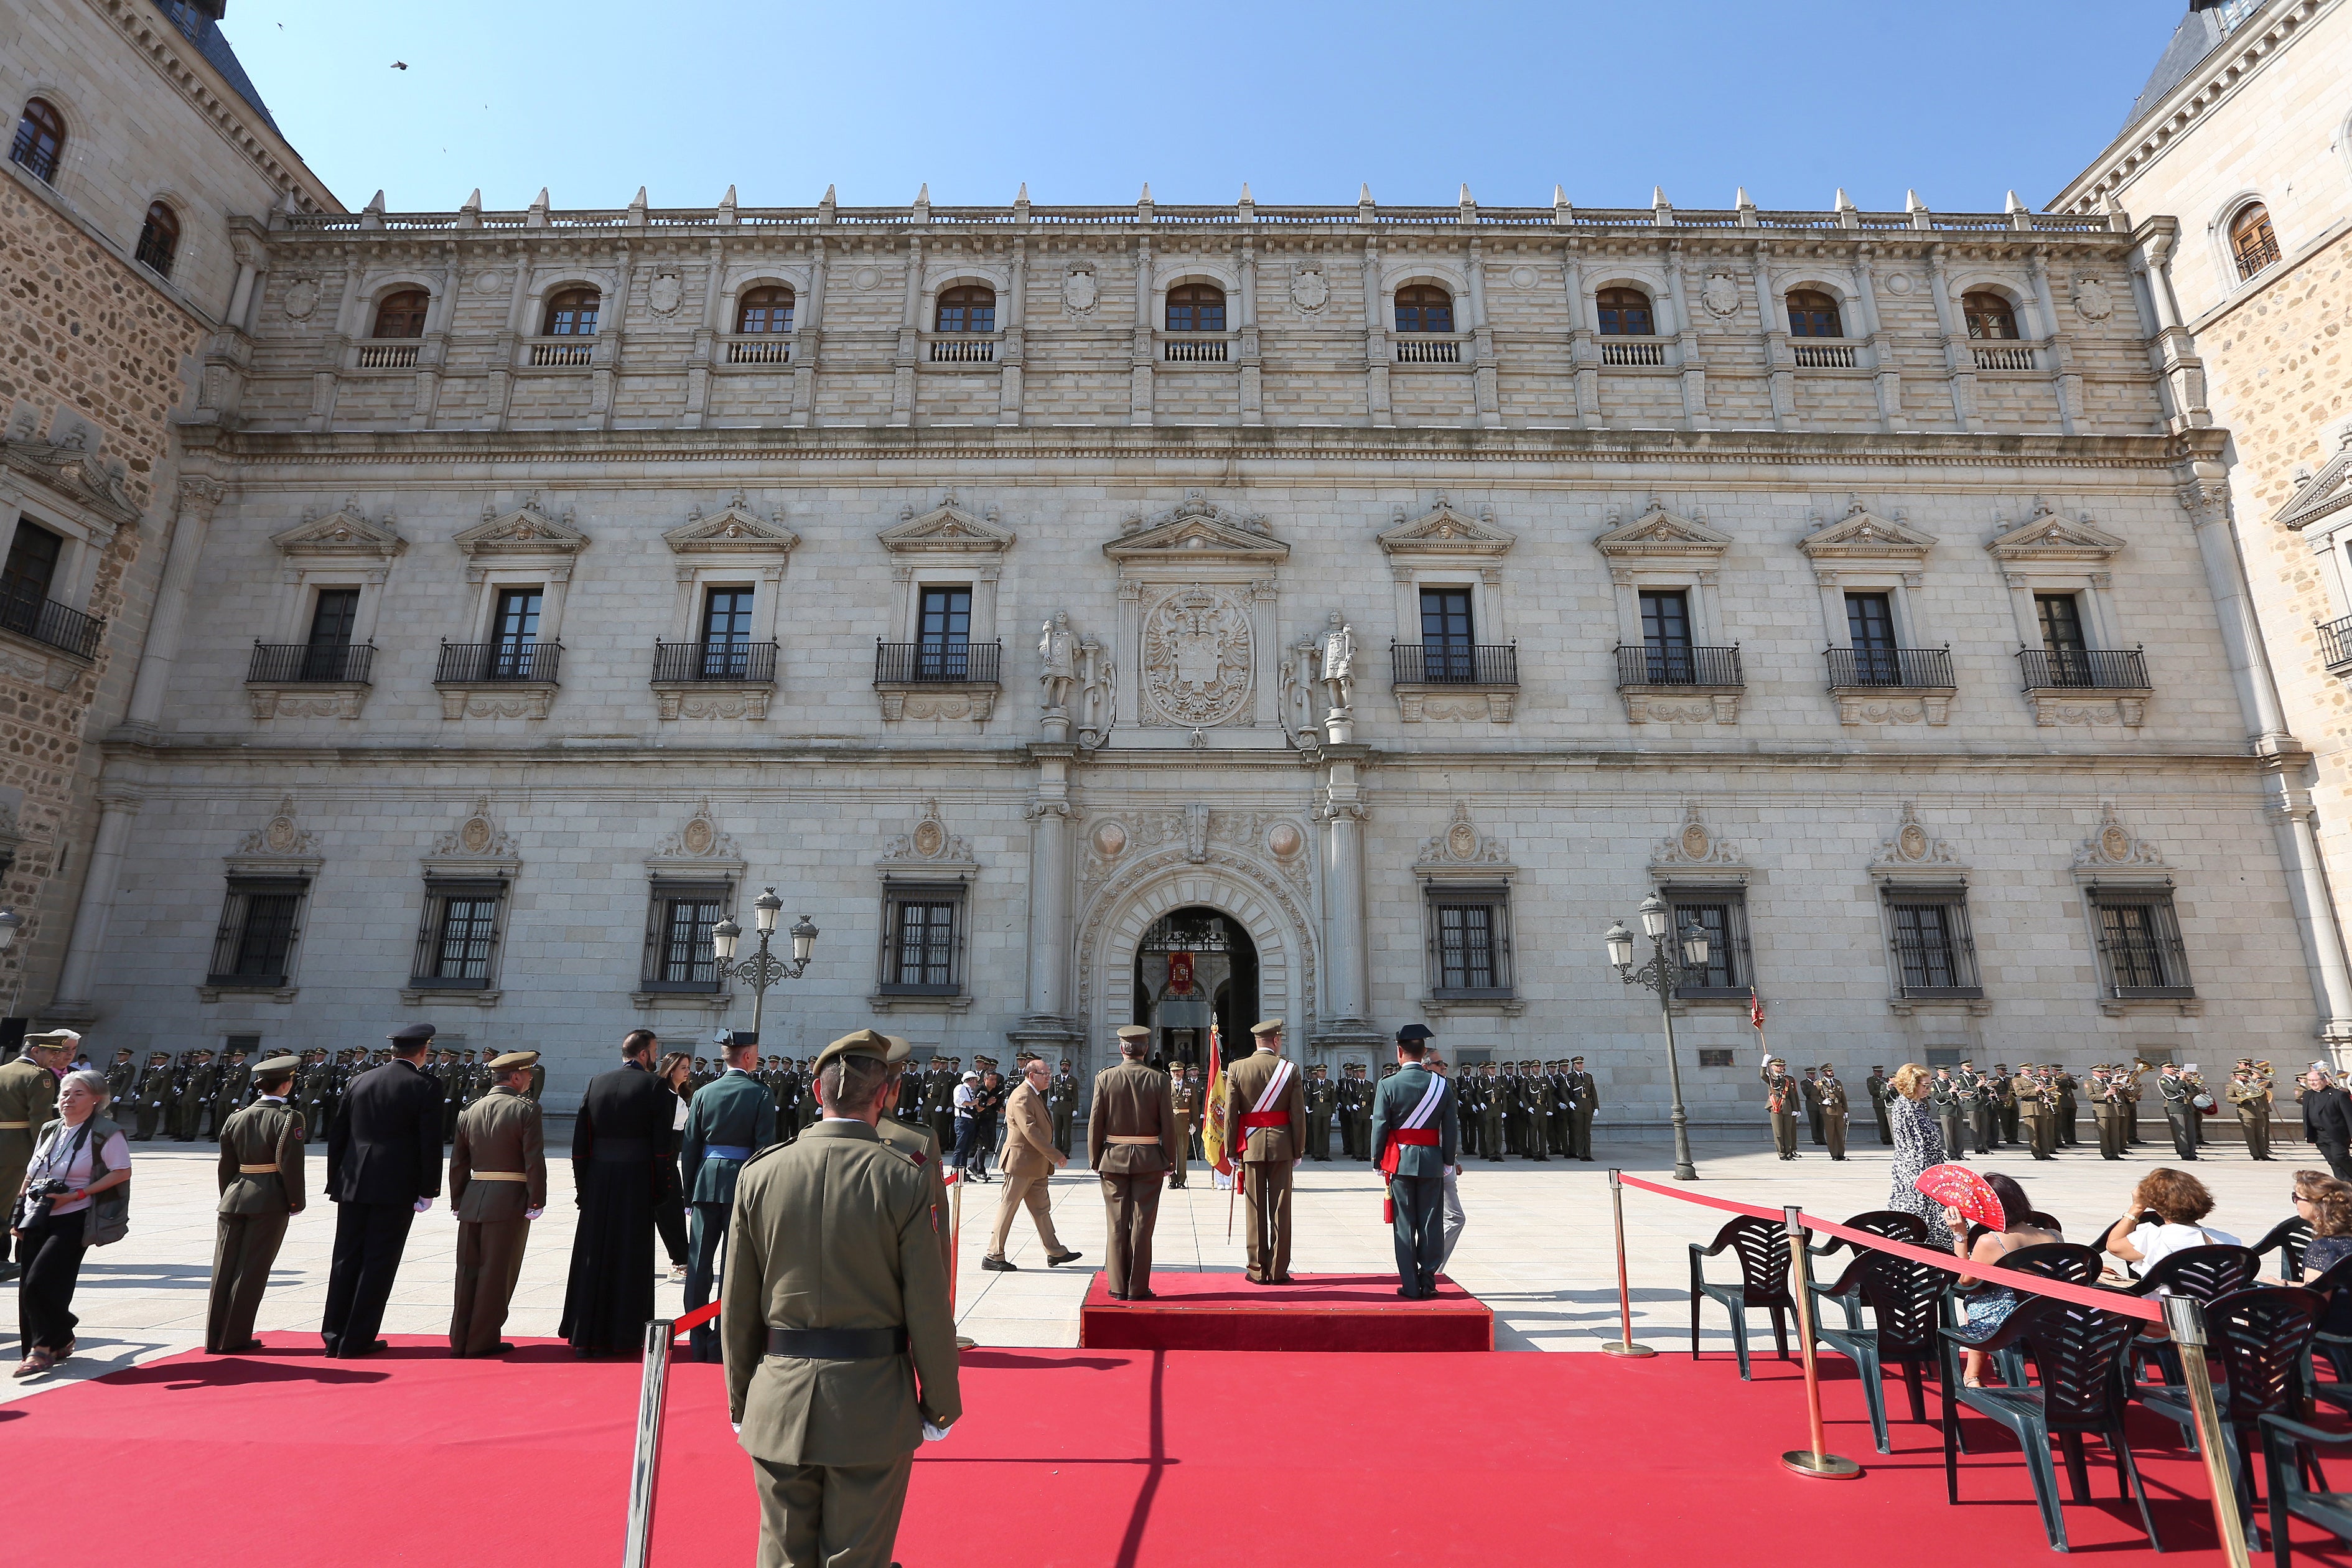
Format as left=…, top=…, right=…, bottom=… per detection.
left=1852, top=249, right=1901, bottom=433
left=790, top=238, right=826, bottom=427
left=1129, top=235, right=1155, bottom=426
left=2273, top=782, right=2352, bottom=1051
left=122, top=477, right=228, bottom=740
left=1009, top=743, right=1085, bottom=1057
left=1237, top=235, right=1263, bottom=425
left=48, top=786, right=143, bottom=1020
left=1751, top=243, right=1793, bottom=431
left=1926, top=247, right=1978, bottom=431
left=1361, top=235, right=1391, bottom=425
left=681, top=236, right=722, bottom=430
left=2028, top=254, right=2082, bottom=436
left=1466, top=240, right=1501, bottom=428
left=999, top=238, right=1027, bottom=427
left=1562, top=241, right=1598, bottom=429
left=1312, top=747, right=1384, bottom=1055
left=890, top=235, right=922, bottom=426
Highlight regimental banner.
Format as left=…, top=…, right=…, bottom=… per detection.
left=1167, top=951, right=1195, bottom=996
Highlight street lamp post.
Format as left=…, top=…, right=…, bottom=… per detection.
left=1607, top=892, right=1711, bottom=1182
left=710, top=888, right=819, bottom=1045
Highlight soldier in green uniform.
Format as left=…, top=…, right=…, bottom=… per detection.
left=1168, top=1062, right=1200, bottom=1187
left=1865, top=1065, right=1893, bottom=1146
left=207, top=1054, right=307, bottom=1353
left=1994, top=1063, right=2020, bottom=1146
left=1090, top=1025, right=1183, bottom=1300
left=132, top=1051, right=171, bottom=1141
left=1931, top=1067, right=1968, bottom=1159
left=2089, top=1066, right=2124, bottom=1160
left=1370, top=1025, right=1459, bottom=1299
left=103, top=1048, right=136, bottom=1109
left=1046, top=1057, right=1080, bottom=1157
left=722, top=1029, right=961, bottom=1568
left=1218, top=1019, right=1307, bottom=1284
left=174, top=1048, right=215, bottom=1141
left=681, top=1031, right=781, bottom=1361
left=1565, top=1055, right=1598, bottom=1160
left=1818, top=1063, right=1850, bottom=1160
left=1454, top=1062, right=1481, bottom=1160
left=1469, top=1061, right=1501, bottom=1160
left=2016, top=1065, right=2055, bottom=1160
left=1337, top=1062, right=1368, bottom=1160
left=1761, top=1054, right=1801, bottom=1159
left=0, top=1030, right=72, bottom=1281
left=449, top=1050, right=548, bottom=1357
left=1303, top=1063, right=1335, bottom=1160
left=875, top=1036, right=954, bottom=1289
left=211, top=1048, right=251, bottom=1132
left=2229, top=1060, right=2274, bottom=1161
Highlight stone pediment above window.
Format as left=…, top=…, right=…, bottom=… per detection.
left=225, top=795, right=324, bottom=878
left=272, top=499, right=408, bottom=563
left=0, top=419, right=141, bottom=532
left=1985, top=503, right=2124, bottom=566
left=665, top=493, right=800, bottom=561
left=646, top=798, right=746, bottom=877
left=1594, top=500, right=1732, bottom=567
left=1649, top=803, right=1753, bottom=882
left=1378, top=498, right=1516, bottom=561
left=1798, top=502, right=1934, bottom=566
left=1106, top=492, right=1289, bottom=569
left=422, top=795, right=521, bottom=878
left=2070, top=801, right=2170, bottom=885
left=453, top=494, right=589, bottom=580
left=2276, top=430, right=2352, bottom=534
left=1869, top=801, right=1966, bottom=882
left=878, top=493, right=1015, bottom=559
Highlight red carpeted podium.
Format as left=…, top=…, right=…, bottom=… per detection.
left=1078, top=1271, right=1493, bottom=1353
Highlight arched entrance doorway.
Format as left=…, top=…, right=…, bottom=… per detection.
left=1132, top=906, right=1258, bottom=1074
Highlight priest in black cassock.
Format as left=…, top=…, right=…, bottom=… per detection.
left=559, top=1028, right=676, bottom=1355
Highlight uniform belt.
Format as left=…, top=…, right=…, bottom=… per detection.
left=1106, top=1134, right=1161, bottom=1145
left=1237, top=1111, right=1288, bottom=1131
left=0, top=1121, right=28, bottom=1129
left=702, top=1144, right=754, bottom=1160
left=589, top=1138, right=653, bottom=1162
left=1389, top=1128, right=1442, bottom=1146
left=238, top=1163, right=281, bottom=1174
left=472, top=1170, right=528, bottom=1182
left=766, top=1326, right=909, bottom=1360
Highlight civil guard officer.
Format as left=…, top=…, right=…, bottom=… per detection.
left=681, top=1029, right=781, bottom=1361
left=207, top=1053, right=307, bottom=1353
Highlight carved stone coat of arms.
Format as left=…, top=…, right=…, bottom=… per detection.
left=1142, top=587, right=1252, bottom=727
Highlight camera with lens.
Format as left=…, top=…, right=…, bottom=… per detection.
left=13, top=1177, right=72, bottom=1230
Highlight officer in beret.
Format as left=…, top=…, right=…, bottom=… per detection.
left=723, top=1029, right=960, bottom=1568
left=208, top=1054, right=307, bottom=1353
left=449, top=1051, right=547, bottom=1357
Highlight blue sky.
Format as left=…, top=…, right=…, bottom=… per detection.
left=224, top=0, right=2171, bottom=215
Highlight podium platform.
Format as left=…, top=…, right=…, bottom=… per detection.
left=1077, top=1271, right=1493, bottom=1353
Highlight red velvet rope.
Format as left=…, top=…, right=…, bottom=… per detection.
left=671, top=1302, right=722, bottom=1336
left=1618, top=1172, right=2166, bottom=1325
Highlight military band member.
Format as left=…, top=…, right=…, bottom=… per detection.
left=1566, top=1055, right=1598, bottom=1161
left=1865, top=1065, right=1893, bottom=1146
left=2229, top=1060, right=2274, bottom=1161
left=447, top=1052, right=547, bottom=1358
left=2017, top=1066, right=2056, bottom=1160
left=681, top=1032, right=782, bottom=1361
left=2157, top=1063, right=2200, bottom=1160
left=2089, top=1066, right=2125, bottom=1160
left=1931, top=1068, right=1968, bottom=1161
left=721, top=1029, right=961, bottom=1568
left=1090, top=1025, right=1183, bottom=1301
left=1302, top=1063, right=1335, bottom=1160
left=207, top=1054, right=307, bottom=1354
left=1993, top=1063, right=2020, bottom=1146
left=1818, top=1063, right=1850, bottom=1161
left=1372, top=1025, right=1458, bottom=1300
left=1220, top=1019, right=1306, bottom=1284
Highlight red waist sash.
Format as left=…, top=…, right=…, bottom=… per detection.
left=1236, top=1111, right=1289, bottom=1133
left=1379, top=1126, right=1440, bottom=1176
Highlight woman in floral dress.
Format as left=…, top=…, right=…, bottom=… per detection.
left=1885, top=1063, right=1952, bottom=1248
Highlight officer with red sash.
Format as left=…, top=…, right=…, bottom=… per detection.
left=1218, top=1017, right=1307, bottom=1284
left=1370, top=1024, right=1460, bottom=1299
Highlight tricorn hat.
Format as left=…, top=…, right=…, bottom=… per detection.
left=1396, top=1024, right=1434, bottom=1043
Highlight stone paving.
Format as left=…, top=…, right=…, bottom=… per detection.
left=1, top=1119, right=2312, bottom=1407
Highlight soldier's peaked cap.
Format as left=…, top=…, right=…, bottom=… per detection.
left=1116, top=1025, right=1151, bottom=1042
left=1396, top=1024, right=1434, bottom=1043
left=389, top=1022, right=437, bottom=1044
left=489, top=1050, right=539, bottom=1071
left=882, top=1035, right=913, bottom=1064
left=1251, top=1017, right=1284, bottom=1035
left=814, top=1029, right=893, bottom=1077
left=23, top=1029, right=80, bottom=1047
left=251, top=1055, right=301, bottom=1077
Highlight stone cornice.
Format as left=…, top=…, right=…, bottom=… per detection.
left=2050, top=0, right=2340, bottom=214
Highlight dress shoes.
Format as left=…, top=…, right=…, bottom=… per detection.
left=334, top=1338, right=390, bottom=1359
left=1046, top=1250, right=1083, bottom=1267
left=981, top=1254, right=1017, bottom=1272
left=1129, top=1288, right=1156, bottom=1300
left=1107, top=1290, right=1129, bottom=1302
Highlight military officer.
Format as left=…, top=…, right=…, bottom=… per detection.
left=2051, top=1065, right=2080, bottom=1147
left=874, top=1037, right=953, bottom=1290
left=722, top=1029, right=960, bottom=1568
left=1475, top=1061, right=1506, bottom=1160
left=1454, top=1062, right=1481, bottom=1160
left=1566, top=1055, right=1598, bottom=1161
left=2157, top=1063, right=2200, bottom=1160
left=1818, top=1063, right=1850, bottom=1160
left=2089, top=1066, right=2126, bottom=1160
left=1931, top=1067, right=1968, bottom=1160
left=1218, top=1018, right=1307, bottom=1285
left=923, top=1056, right=956, bottom=1156
left=1300, top=1063, right=1334, bottom=1160
left=2229, top=1060, right=2274, bottom=1161
left=207, top=1053, right=307, bottom=1354
left=681, top=1031, right=781, bottom=1361
left=1371, top=1025, right=1459, bottom=1300
left=449, top=1050, right=548, bottom=1357
left=1339, top=1061, right=1371, bottom=1160
left=1518, top=1062, right=1548, bottom=1162
left=1091, top=1025, right=1184, bottom=1301
left=435, top=1048, right=465, bottom=1145
left=1761, top=1053, right=1802, bottom=1159
left=133, top=1050, right=172, bottom=1141
left=0, top=1030, right=72, bottom=1276
left=1042, top=1057, right=1078, bottom=1157
left=174, top=1048, right=216, bottom=1141
left=1800, top=1066, right=1826, bottom=1147
left=1168, top=1063, right=1200, bottom=1187
left=103, top=1047, right=136, bottom=1108
left=1961, top=1061, right=1998, bottom=1154
left=297, top=1050, right=332, bottom=1142
left=1865, top=1065, right=1894, bottom=1146
left=211, top=1047, right=252, bottom=1131
left=2017, top=1065, right=2055, bottom=1160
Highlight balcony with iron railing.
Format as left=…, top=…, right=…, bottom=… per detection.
left=2318, top=615, right=2352, bottom=676
left=1826, top=646, right=1954, bottom=690
left=1613, top=644, right=1742, bottom=689
left=2017, top=648, right=2149, bottom=692
left=248, top=642, right=376, bottom=684
left=435, top=640, right=563, bottom=684
left=1390, top=642, right=1518, bottom=686
left=2234, top=231, right=2282, bottom=281
left=0, top=591, right=105, bottom=660
left=653, top=640, right=778, bottom=684
left=875, top=641, right=1002, bottom=684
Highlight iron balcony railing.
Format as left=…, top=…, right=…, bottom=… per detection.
left=653, top=640, right=778, bottom=683
left=2101, top=934, right=2194, bottom=997
left=0, top=590, right=105, bottom=660
left=2017, top=648, right=2149, bottom=691
left=2319, top=615, right=2352, bottom=674
left=1826, top=646, right=1954, bottom=689
left=1614, top=644, right=1743, bottom=688
left=2234, top=231, right=2282, bottom=281
left=248, top=642, right=376, bottom=684
left=435, top=640, right=563, bottom=684
left=1390, top=642, right=1518, bottom=686
left=874, top=640, right=1001, bottom=684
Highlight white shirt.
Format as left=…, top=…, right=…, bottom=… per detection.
left=26, top=1117, right=130, bottom=1216
left=953, top=1082, right=978, bottom=1115
left=2129, top=1220, right=2241, bottom=1288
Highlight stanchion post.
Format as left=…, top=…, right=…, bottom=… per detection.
left=622, top=1317, right=675, bottom=1568
left=1778, top=1206, right=1861, bottom=1480
left=2163, top=1295, right=2253, bottom=1568
left=950, top=1172, right=975, bottom=1351
left=1603, top=1169, right=1655, bottom=1358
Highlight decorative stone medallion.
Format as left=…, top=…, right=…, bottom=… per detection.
left=265, top=812, right=301, bottom=852
left=1093, top=820, right=1127, bottom=859
left=282, top=278, right=320, bottom=320
left=1290, top=267, right=1329, bottom=313
left=1883, top=273, right=1914, bottom=296
left=1141, top=586, right=1253, bottom=728
left=1266, top=822, right=1302, bottom=861
left=1063, top=265, right=1099, bottom=315
left=913, top=819, right=946, bottom=857
left=1702, top=274, right=1740, bottom=318
left=648, top=271, right=683, bottom=316
left=2074, top=277, right=2113, bottom=321
left=854, top=266, right=881, bottom=291
left=1508, top=264, right=1538, bottom=290
left=472, top=269, right=507, bottom=294
left=1681, top=821, right=1712, bottom=860
left=683, top=816, right=716, bottom=856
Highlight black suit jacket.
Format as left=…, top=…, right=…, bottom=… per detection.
left=575, top=1060, right=681, bottom=1197
left=2305, top=1086, right=2352, bottom=1144
left=326, top=1058, right=444, bottom=1205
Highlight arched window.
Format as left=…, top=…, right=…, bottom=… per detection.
left=2230, top=203, right=2280, bottom=280
left=1394, top=285, right=1454, bottom=334
left=1165, top=283, right=1226, bottom=333
left=1595, top=287, right=1654, bottom=336
left=737, top=286, right=795, bottom=334
left=544, top=287, right=600, bottom=336
left=9, top=98, right=64, bottom=184
left=1786, top=289, right=1844, bottom=338
left=935, top=286, right=996, bottom=334
left=1962, top=291, right=2018, bottom=340
left=132, top=201, right=180, bottom=278
left=372, top=289, right=430, bottom=339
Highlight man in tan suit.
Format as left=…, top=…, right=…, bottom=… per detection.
left=1219, top=1017, right=1307, bottom=1284
left=982, top=1057, right=1082, bottom=1272
left=207, top=1053, right=307, bottom=1353
left=1089, top=1025, right=1184, bottom=1300
left=724, top=1029, right=962, bottom=1568
left=449, top=1050, right=548, bottom=1356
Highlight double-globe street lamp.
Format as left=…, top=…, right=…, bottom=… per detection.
left=1606, top=892, right=1712, bottom=1183
left=710, top=887, right=819, bottom=1045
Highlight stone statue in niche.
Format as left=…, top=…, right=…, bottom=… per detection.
left=1320, top=614, right=1356, bottom=717
left=1038, top=611, right=1078, bottom=732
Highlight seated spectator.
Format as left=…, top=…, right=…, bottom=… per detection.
left=2298, top=1169, right=2352, bottom=1277
left=1943, top=1170, right=2060, bottom=1388
left=2102, top=1167, right=2238, bottom=1284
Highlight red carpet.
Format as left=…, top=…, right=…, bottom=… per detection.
left=1, top=1335, right=2262, bottom=1566
left=1078, top=1271, right=1492, bottom=1352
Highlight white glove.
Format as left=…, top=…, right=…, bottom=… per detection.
left=413, top=1198, right=432, bottom=1213
left=524, top=1206, right=544, bottom=1221
left=922, top=1419, right=953, bottom=1442
left=730, top=1422, right=742, bottom=1436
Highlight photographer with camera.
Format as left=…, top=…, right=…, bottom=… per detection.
left=11, top=1068, right=132, bottom=1379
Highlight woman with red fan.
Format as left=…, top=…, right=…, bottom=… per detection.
left=1941, top=1170, right=2060, bottom=1387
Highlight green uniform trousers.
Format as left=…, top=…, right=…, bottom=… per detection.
left=1305, top=1108, right=1332, bottom=1159
left=1771, top=1110, right=1799, bottom=1157
left=754, top=1450, right=914, bottom=1568
left=206, top=1210, right=289, bottom=1353
left=450, top=1216, right=531, bottom=1356
left=1099, top=1170, right=1165, bottom=1299
left=1241, top=1159, right=1293, bottom=1282
left=1569, top=1108, right=1595, bottom=1160
left=2240, top=1109, right=2272, bottom=1161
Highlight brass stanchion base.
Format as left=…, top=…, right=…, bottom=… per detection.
left=1780, top=1450, right=1862, bottom=1480
left=1602, top=1342, right=1657, bottom=1358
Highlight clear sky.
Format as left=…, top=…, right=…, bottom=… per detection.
left=223, top=0, right=2173, bottom=215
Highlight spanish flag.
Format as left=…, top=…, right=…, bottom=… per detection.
left=1749, top=988, right=1766, bottom=1033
